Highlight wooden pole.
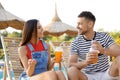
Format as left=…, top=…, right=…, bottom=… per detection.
left=1, top=36, right=12, bottom=80
left=3, top=62, right=7, bottom=80
left=61, top=62, right=68, bottom=80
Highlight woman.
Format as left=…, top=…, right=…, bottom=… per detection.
left=18, top=19, right=66, bottom=80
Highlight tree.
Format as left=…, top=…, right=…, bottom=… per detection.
left=1, top=30, right=8, bottom=37
left=7, top=31, right=22, bottom=37
left=63, top=35, right=74, bottom=41
left=43, top=35, right=52, bottom=41
left=109, top=31, right=120, bottom=39
left=0, top=30, right=8, bottom=48
left=97, top=28, right=104, bottom=32
left=109, top=31, right=120, bottom=45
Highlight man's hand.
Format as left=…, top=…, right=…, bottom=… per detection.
left=91, top=41, right=105, bottom=54
left=86, top=51, right=98, bottom=64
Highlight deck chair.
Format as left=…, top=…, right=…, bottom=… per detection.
left=3, top=37, right=70, bottom=80
left=3, top=37, right=23, bottom=80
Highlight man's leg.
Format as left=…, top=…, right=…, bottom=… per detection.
left=67, top=66, right=88, bottom=80
left=108, top=56, right=120, bottom=78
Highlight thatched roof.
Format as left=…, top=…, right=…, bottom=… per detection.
left=43, top=3, right=78, bottom=36
left=0, top=3, right=25, bottom=30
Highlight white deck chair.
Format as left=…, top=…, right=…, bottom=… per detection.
left=2, top=37, right=24, bottom=80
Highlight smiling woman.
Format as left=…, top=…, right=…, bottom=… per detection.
left=18, top=19, right=66, bottom=80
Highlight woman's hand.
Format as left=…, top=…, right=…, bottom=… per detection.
left=51, top=57, right=56, bottom=65
left=28, top=59, right=37, bottom=67
left=49, top=56, right=63, bottom=69
left=26, top=59, right=37, bottom=76
left=52, top=56, right=63, bottom=63
left=54, top=55, right=63, bottom=63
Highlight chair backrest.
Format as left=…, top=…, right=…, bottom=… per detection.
left=62, top=46, right=70, bottom=66
left=4, top=37, right=23, bottom=80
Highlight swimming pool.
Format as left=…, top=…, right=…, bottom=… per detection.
left=0, top=70, right=14, bottom=80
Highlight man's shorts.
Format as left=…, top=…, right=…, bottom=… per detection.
left=83, top=69, right=118, bottom=80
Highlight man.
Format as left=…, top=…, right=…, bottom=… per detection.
left=68, top=11, right=120, bottom=80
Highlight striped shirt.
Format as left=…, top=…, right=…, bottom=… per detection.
left=70, top=32, right=115, bottom=74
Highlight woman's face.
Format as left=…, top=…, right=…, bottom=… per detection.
left=37, top=22, right=43, bottom=38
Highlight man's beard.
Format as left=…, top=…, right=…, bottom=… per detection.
left=79, top=30, right=87, bottom=35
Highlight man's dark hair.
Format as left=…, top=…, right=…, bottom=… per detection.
left=78, top=11, right=96, bottom=22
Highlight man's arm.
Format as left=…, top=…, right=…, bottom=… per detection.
left=104, top=43, right=120, bottom=57
left=68, top=54, right=88, bottom=70
left=93, top=41, right=120, bottom=57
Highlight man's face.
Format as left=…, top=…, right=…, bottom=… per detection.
left=77, top=17, right=90, bottom=35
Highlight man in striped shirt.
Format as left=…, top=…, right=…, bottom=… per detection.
left=68, top=11, right=120, bottom=80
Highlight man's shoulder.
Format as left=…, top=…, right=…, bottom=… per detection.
left=96, top=31, right=108, bottom=35
left=96, top=31, right=109, bottom=37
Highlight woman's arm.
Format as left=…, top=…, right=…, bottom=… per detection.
left=18, top=46, right=36, bottom=76
left=47, top=44, right=55, bottom=70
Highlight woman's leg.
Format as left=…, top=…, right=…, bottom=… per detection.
left=56, top=70, right=66, bottom=80
left=30, top=71, right=58, bottom=80
left=67, top=66, right=88, bottom=80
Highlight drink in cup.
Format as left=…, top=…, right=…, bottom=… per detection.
left=89, top=40, right=99, bottom=64
left=55, top=47, right=63, bottom=63
left=89, top=47, right=99, bottom=63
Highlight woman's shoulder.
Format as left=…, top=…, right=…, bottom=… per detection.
left=18, top=45, right=27, bottom=55
left=40, top=40, right=49, bottom=48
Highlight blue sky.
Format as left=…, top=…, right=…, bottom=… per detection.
left=1, top=0, right=120, bottom=32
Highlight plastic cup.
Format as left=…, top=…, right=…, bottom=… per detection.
left=89, top=40, right=99, bottom=64
left=90, top=50, right=99, bottom=63
left=55, top=47, right=63, bottom=63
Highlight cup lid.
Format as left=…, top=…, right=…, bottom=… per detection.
left=55, top=46, right=63, bottom=52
